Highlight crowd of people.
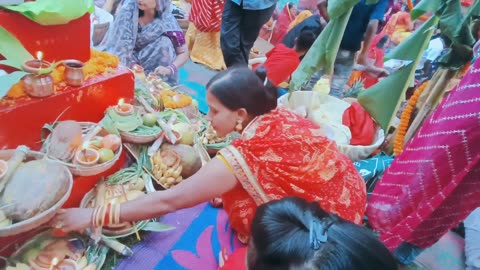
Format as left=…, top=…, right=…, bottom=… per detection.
left=55, top=0, right=480, bottom=269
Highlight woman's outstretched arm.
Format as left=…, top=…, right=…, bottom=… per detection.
left=120, top=157, right=236, bottom=222
left=52, top=157, right=237, bottom=232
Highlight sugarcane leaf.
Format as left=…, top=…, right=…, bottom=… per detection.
left=289, top=7, right=354, bottom=91
left=327, top=0, right=359, bottom=20
left=358, top=16, right=439, bottom=132
left=141, top=222, right=175, bottom=232
left=3, top=0, right=94, bottom=26
left=0, top=71, right=28, bottom=99
left=411, top=0, right=442, bottom=20
left=0, top=26, right=33, bottom=69
left=434, top=0, right=479, bottom=68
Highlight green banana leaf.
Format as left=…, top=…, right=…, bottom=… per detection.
left=0, top=71, right=28, bottom=99
left=412, top=0, right=479, bottom=68
left=328, top=0, right=359, bottom=20
left=289, top=4, right=354, bottom=91
left=358, top=16, right=439, bottom=132
left=435, top=0, right=480, bottom=68
left=3, top=0, right=94, bottom=26
left=0, top=26, right=33, bottom=70
left=411, top=0, right=442, bottom=20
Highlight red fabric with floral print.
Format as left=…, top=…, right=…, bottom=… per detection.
left=219, top=108, right=367, bottom=242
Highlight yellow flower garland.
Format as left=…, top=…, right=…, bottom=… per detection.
left=3, top=49, right=119, bottom=103
left=393, top=80, right=429, bottom=156
left=160, top=89, right=192, bottom=109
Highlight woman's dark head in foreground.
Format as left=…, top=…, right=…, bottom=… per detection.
left=248, top=197, right=398, bottom=270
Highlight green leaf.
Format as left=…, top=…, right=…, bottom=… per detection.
left=327, top=0, right=359, bottom=20
left=0, top=71, right=28, bottom=99
left=411, top=0, right=442, bottom=20
left=289, top=6, right=354, bottom=91
left=358, top=16, right=439, bottom=132
left=0, top=26, right=33, bottom=69
left=141, top=222, right=175, bottom=232
left=365, top=0, right=379, bottom=4
left=99, top=114, right=120, bottom=135
left=4, top=0, right=94, bottom=26
left=433, top=0, right=479, bottom=68
left=36, top=60, right=63, bottom=75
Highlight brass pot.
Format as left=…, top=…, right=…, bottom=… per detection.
left=22, top=59, right=54, bottom=98
left=64, top=59, right=85, bottom=87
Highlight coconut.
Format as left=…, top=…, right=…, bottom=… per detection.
left=1, top=160, right=70, bottom=221
left=172, top=122, right=196, bottom=145
left=161, top=144, right=202, bottom=178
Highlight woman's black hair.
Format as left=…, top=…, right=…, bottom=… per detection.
left=296, top=30, right=317, bottom=52
left=248, top=197, right=398, bottom=270
left=287, top=2, right=294, bottom=9
left=206, top=67, right=278, bottom=117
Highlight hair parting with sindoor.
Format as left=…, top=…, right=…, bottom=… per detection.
left=207, top=67, right=278, bottom=117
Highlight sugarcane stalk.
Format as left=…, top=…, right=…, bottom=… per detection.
left=415, top=69, right=444, bottom=109
left=403, top=69, right=457, bottom=144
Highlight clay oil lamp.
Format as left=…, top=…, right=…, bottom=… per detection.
left=22, top=51, right=54, bottom=97
left=114, top=98, right=134, bottom=116
left=63, top=59, right=85, bottom=87
left=74, top=142, right=99, bottom=166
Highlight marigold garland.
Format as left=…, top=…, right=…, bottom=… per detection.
left=2, top=49, right=119, bottom=104
left=393, top=80, right=429, bottom=156
left=160, top=89, right=192, bottom=109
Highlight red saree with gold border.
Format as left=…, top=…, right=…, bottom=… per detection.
left=218, top=108, right=366, bottom=240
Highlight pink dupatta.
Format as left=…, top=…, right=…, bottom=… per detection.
left=367, top=61, right=480, bottom=251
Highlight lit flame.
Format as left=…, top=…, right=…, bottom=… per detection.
left=36, top=51, right=43, bottom=61
left=49, top=257, right=59, bottom=270
left=118, top=98, right=124, bottom=106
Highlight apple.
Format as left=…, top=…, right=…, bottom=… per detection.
left=98, top=148, right=115, bottom=163
left=142, top=113, right=158, bottom=127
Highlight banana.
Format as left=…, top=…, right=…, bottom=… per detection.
left=164, top=168, right=174, bottom=178
left=159, top=176, right=167, bottom=184
left=166, top=177, right=176, bottom=185
left=172, top=166, right=182, bottom=178
left=160, top=162, right=168, bottom=172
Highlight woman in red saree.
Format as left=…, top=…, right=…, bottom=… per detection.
left=367, top=59, right=480, bottom=262
left=270, top=2, right=298, bottom=45
left=52, top=68, right=366, bottom=247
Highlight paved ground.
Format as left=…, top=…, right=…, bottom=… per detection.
left=178, top=60, right=217, bottom=114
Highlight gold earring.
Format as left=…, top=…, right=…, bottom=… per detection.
left=235, top=119, right=243, bottom=131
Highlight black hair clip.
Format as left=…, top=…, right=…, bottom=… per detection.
left=309, top=219, right=328, bottom=250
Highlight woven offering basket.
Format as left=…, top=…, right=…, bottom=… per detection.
left=80, top=188, right=148, bottom=238
left=41, top=121, right=123, bottom=177
left=0, top=149, right=73, bottom=237
left=120, top=130, right=161, bottom=144
left=278, top=92, right=385, bottom=161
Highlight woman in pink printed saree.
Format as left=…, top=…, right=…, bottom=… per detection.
left=367, top=60, right=480, bottom=261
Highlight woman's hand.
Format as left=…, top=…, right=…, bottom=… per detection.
left=50, top=208, right=93, bottom=233
left=154, top=66, right=172, bottom=76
